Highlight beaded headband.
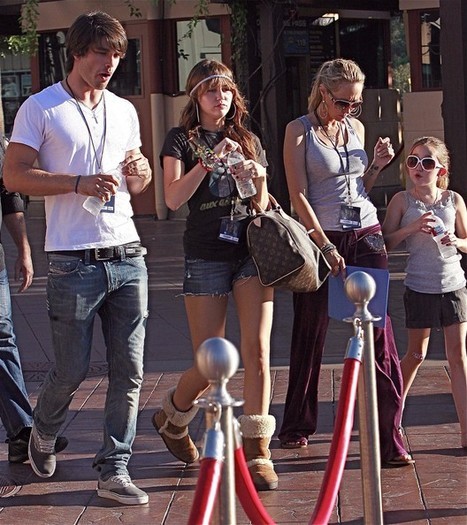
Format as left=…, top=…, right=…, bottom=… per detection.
left=189, top=74, right=233, bottom=97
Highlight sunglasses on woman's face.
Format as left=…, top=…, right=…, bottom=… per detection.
left=327, top=89, right=363, bottom=112
left=405, top=155, right=443, bottom=171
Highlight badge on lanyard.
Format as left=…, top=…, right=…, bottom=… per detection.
left=219, top=216, right=246, bottom=243
left=339, top=204, right=361, bottom=230
left=218, top=198, right=249, bottom=243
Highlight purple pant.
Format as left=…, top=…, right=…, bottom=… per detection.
left=278, top=224, right=408, bottom=462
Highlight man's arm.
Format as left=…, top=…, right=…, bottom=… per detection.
left=1, top=182, right=33, bottom=292
left=3, top=142, right=78, bottom=196
left=2, top=211, right=33, bottom=292
left=4, top=142, right=121, bottom=200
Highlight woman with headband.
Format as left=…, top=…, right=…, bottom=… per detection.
left=152, top=59, right=278, bottom=490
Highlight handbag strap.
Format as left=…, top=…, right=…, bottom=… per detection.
left=250, top=193, right=280, bottom=215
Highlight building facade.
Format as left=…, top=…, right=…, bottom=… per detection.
left=1, top=0, right=464, bottom=216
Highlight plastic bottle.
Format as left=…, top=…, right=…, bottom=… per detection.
left=429, top=213, right=457, bottom=258
left=225, top=151, right=257, bottom=199
left=82, top=194, right=106, bottom=216
left=82, top=166, right=122, bottom=216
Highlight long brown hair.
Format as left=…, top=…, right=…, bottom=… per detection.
left=180, top=59, right=258, bottom=161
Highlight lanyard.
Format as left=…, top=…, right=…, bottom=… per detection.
left=315, top=112, right=352, bottom=204
left=66, top=78, right=107, bottom=173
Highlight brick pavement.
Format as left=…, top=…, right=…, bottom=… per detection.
left=0, top=212, right=465, bottom=524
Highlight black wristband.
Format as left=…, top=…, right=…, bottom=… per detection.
left=74, top=175, right=81, bottom=194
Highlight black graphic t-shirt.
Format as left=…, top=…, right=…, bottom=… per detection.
left=160, top=127, right=267, bottom=261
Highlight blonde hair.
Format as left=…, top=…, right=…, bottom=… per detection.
left=409, top=136, right=450, bottom=190
left=308, top=58, right=365, bottom=113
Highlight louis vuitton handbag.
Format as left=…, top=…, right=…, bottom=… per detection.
left=246, top=195, right=331, bottom=293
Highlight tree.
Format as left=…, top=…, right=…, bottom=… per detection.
left=390, top=13, right=410, bottom=94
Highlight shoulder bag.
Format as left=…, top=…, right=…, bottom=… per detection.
left=246, top=195, right=331, bottom=293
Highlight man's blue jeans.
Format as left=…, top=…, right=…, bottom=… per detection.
left=35, top=254, right=148, bottom=478
left=0, top=267, right=33, bottom=439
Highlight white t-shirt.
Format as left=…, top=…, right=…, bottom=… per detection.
left=10, top=82, right=142, bottom=251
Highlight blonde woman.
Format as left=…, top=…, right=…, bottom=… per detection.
left=279, top=58, right=413, bottom=466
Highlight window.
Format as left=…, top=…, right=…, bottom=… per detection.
left=39, top=31, right=67, bottom=88
left=1, top=71, right=30, bottom=135
left=339, top=18, right=389, bottom=89
left=38, top=31, right=142, bottom=96
left=108, top=39, right=142, bottom=96
left=176, top=18, right=222, bottom=92
left=420, top=11, right=441, bottom=89
left=407, top=9, right=441, bottom=91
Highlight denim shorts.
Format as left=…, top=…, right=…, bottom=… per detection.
left=183, top=256, right=258, bottom=295
left=404, top=286, right=467, bottom=328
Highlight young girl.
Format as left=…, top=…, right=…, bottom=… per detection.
left=152, top=59, right=278, bottom=490
left=383, top=136, right=467, bottom=449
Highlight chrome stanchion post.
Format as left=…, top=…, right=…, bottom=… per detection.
left=344, top=272, right=383, bottom=525
left=196, top=337, right=243, bottom=525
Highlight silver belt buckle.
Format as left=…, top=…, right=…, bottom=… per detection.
left=95, top=247, right=113, bottom=260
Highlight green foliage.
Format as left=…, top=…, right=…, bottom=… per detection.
left=176, top=0, right=210, bottom=59
left=230, top=0, right=248, bottom=63
left=0, top=0, right=39, bottom=57
left=391, top=13, right=410, bottom=93
left=172, top=0, right=248, bottom=64
left=125, top=0, right=143, bottom=18
left=0, top=0, right=144, bottom=58
left=392, top=62, right=411, bottom=94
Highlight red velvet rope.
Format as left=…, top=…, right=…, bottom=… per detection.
left=309, top=357, right=361, bottom=524
left=189, top=354, right=361, bottom=524
left=187, top=457, right=223, bottom=525
left=234, top=446, right=276, bottom=525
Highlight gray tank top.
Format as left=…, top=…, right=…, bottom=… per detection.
left=300, top=115, right=378, bottom=231
left=400, top=190, right=465, bottom=293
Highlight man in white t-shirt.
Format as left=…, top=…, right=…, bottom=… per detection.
left=4, top=12, right=152, bottom=506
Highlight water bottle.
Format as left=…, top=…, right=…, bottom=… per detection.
left=429, top=213, right=457, bottom=258
left=225, top=151, right=257, bottom=199
left=82, top=194, right=106, bottom=216
left=82, top=166, right=122, bottom=216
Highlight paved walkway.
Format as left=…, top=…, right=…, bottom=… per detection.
left=0, top=211, right=466, bottom=524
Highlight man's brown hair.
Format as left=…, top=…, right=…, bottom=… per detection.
left=65, top=11, right=127, bottom=74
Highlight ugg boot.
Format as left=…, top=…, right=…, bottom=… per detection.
left=152, top=387, right=200, bottom=464
left=238, top=414, right=278, bottom=491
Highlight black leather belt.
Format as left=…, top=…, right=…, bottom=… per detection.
left=49, top=243, right=147, bottom=262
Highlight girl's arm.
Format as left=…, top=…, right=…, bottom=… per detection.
left=163, top=155, right=207, bottom=211
left=453, top=192, right=467, bottom=253
left=249, top=161, right=269, bottom=210
left=382, top=192, right=434, bottom=251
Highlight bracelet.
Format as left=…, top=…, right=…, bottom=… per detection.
left=198, top=158, right=210, bottom=172
left=74, top=175, right=81, bottom=194
left=320, top=242, right=337, bottom=255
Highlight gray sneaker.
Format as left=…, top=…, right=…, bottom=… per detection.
left=28, top=424, right=57, bottom=478
left=97, top=474, right=149, bottom=505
